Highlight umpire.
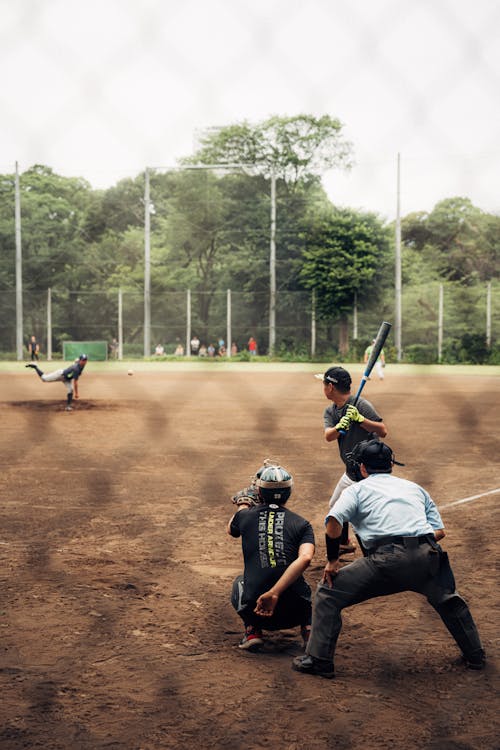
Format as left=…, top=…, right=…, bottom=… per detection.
left=293, top=439, right=486, bottom=679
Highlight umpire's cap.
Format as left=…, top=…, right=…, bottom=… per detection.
left=352, top=439, right=404, bottom=474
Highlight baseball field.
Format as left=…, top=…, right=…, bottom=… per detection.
left=0, top=362, right=498, bottom=749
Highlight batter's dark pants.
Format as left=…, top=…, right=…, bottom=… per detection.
left=306, top=538, right=484, bottom=666
left=231, top=574, right=312, bottom=631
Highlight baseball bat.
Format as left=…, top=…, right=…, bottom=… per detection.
left=338, top=321, right=392, bottom=434
left=354, top=320, right=392, bottom=404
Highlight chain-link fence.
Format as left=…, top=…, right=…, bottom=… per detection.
left=1, top=282, right=498, bottom=362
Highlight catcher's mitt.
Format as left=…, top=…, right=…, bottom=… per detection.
left=231, top=485, right=262, bottom=508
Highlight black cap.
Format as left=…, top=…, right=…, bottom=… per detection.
left=359, top=441, right=393, bottom=472
left=320, top=366, right=351, bottom=390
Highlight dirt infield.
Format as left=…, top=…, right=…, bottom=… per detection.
left=0, top=367, right=498, bottom=750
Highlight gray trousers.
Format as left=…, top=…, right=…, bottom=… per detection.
left=41, top=370, right=73, bottom=393
left=307, top=539, right=484, bottom=665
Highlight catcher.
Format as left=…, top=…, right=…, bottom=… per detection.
left=227, top=461, right=315, bottom=651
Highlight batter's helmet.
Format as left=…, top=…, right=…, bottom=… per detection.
left=256, top=465, right=293, bottom=505
left=79, top=353, right=88, bottom=361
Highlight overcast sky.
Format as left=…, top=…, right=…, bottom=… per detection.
left=1, top=0, right=499, bottom=220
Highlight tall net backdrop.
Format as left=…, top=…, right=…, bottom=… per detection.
left=0, top=1, right=498, bottom=358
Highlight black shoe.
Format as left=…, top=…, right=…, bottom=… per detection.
left=292, top=655, right=335, bottom=679
left=25, top=363, right=36, bottom=368
left=462, top=650, right=486, bottom=670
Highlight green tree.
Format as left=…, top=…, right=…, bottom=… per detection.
left=299, top=208, right=391, bottom=353
left=185, top=114, right=353, bottom=188
left=401, top=197, right=500, bottom=284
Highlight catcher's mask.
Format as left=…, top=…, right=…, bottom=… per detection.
left=350, top=439, right=404, bottom=480
left=256, top=465, right=293, bottom=505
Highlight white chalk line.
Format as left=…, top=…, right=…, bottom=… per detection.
left=439, top=487, right=500, bottom=510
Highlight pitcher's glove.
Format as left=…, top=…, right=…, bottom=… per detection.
left=231, top=486, right=262, bottom=508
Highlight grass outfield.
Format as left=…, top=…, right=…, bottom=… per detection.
left=1, top=358, right=498, bottom=376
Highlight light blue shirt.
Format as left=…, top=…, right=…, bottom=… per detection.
left=327, top=473, right=444, bottom=545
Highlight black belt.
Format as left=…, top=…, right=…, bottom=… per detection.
left=364, top=533, right=436, bottom=554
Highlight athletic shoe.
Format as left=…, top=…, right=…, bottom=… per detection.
left=65, top=406, right=73, bottom=412
left=238, top=628, right=264, bottom=651
left=25, top=363, right=36, bottom=368
left=292, top=654, right=335, bottom=679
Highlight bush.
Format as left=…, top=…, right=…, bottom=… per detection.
left=487, top=344, right=500, bottom=365
left=442, top=334, right=490, bottom=364
left=404, top=344, right=437, bottom=364
left=275, top=341, right=311, bottom=361
left=459, top=333, right=490, bottom=364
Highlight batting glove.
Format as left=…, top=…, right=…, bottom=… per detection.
left=335, top=415, right=351, bottom=432
left=346, top=405, right=365, bottom=423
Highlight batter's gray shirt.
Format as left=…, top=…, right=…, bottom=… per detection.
left=323, top=396, right=383, bottom=480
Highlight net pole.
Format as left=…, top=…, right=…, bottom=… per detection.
left=438, top=284, right=443, bottom=362
left=226, top=289, right=232, bottom=358
left=15, top=162, right=23, bottom=361
left=395, top=153, right=402, bottom=361
left=118, top=288, right=123, bottom=360
left=144, top=167, right=151, bottom=358
left=186, top=289, right=191, bottom=355
left=47, top=287, right=52, bottom=361
left=269, top=169, right=276, bottom=356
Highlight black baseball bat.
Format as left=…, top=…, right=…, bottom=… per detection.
left=354, top=320, right=392, bottom=404
left=338, top=321, right=392, bottom=434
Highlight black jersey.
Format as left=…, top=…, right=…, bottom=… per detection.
left=230, top=504, right=314, bottom=605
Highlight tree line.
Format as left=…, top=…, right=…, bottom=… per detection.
left=0, top=115, right=498, bottom=362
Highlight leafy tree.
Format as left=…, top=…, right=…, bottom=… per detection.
left=300, top=208, right=391, bottom=353
left=401, top=197, right=500, bottom=284
left=184, top=114, right=353, bottom=188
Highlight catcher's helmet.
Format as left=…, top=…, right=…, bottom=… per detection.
left=256, top=465, right=293, bottom=505
left=254, top=457, right=280, bottom=482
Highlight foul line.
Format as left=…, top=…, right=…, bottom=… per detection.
left=439, top=487, right=500, bottom=510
